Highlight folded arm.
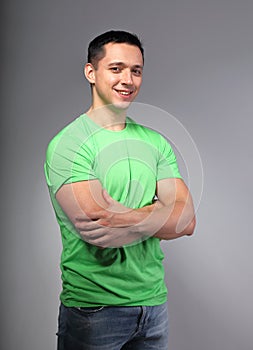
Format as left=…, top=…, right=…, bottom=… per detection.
left=139, top=178, right=196, bottom=240
left=56, top=178, right=195, bottom=248
left=55, top=180, right=144, bottom=247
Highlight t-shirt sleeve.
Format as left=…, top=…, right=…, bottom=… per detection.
left=156, top=135, right=182, bottom=181
left=44, top=129, right=97, bottom=195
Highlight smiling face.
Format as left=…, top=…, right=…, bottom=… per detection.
left=85, top=43, right=143, bottom=111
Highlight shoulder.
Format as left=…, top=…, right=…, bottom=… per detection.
left=45, top=114, right=89, bottom=161
left=126, top=117, right=170, bottom=148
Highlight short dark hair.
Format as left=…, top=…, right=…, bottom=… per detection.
left=87, top=30, right=144, bottom=68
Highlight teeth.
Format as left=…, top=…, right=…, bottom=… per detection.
left=117, top=91, right=131, bottom=95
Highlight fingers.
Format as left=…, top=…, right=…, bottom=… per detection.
left=75, top=219, right=101, bottom=232
left=79, top=227, right=117, bottom=247
left=80, top=229, right=106, bottom=240
left=75, top=219, right=115, bottom=244
left=76, top=222, right=127, bottom=247
left=75, top=210, right=109, bottom=222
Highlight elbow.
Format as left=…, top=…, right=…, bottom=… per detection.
left=175, top=213, right=196, bottom=237
left=185, top=216, right=196, bottom=236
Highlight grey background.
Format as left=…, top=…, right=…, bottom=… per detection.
left=1, top=0, right=252, bottom=349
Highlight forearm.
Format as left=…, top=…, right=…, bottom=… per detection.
left=57, top=180, right=195, bottom=247
left=114, top=200, right=196, bottom=240
left=142, top=201, right=196, bottom=239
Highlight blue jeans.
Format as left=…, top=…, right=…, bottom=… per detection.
left=57, top=302, right=169, bottom=349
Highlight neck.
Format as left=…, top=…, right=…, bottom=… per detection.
left=86, top=105, right=127, bottom=131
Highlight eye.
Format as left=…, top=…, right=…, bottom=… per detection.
left=110, top=67, right=121, bottom=73
left=132, top=68, right=142, bottom=76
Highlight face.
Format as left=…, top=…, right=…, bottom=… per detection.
left=85, top=43, right=143, bottom=110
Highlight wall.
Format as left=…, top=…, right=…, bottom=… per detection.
left=1, top=0, right=252, bottom=349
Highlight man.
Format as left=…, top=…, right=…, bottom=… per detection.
left=44, top=30, right=196, bottom=350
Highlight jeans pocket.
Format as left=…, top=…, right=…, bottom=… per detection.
left=72, top=305, right=105, bottom=315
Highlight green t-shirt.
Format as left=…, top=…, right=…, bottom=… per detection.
left=44, top=114, right=182, bottom=307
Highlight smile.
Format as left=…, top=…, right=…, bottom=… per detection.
left=114, top=89, right=134, bottom=96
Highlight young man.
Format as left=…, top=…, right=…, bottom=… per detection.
left=44, top=30, right=196, bottom=350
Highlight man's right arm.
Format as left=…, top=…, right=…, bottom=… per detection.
left=56, top=180, right=108, bottom=222
left=56, top=178, right=195, bottom=248
left=56, top=180, right=144, bottom=247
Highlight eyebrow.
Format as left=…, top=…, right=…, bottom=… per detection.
left=107, top=62, right=143, bottom=69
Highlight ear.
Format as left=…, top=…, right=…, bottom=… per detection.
left=84, top=63, right=96, bottom=84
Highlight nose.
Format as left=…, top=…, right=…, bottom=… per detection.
left=121, top=69, right=133, bottom=85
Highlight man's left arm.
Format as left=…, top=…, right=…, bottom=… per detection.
left=75, top=178, right=196, bottom=246
left=139, top=177, right=196, bottom=240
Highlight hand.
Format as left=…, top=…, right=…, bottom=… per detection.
left=74, top=191, right=142, bottom=248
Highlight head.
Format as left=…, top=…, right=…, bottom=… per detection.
left=84, top=30, right=144, bottom=111
left=87, top=30, right=144, bottom=69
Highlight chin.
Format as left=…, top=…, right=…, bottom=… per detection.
left=111, top=100, right=133, bottom=111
